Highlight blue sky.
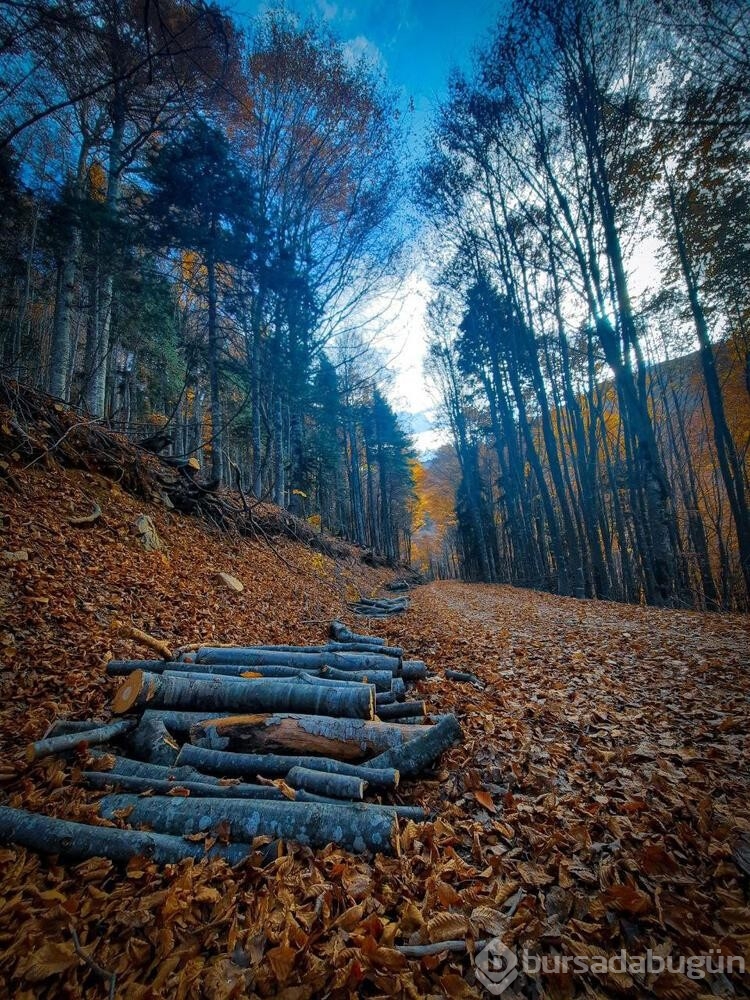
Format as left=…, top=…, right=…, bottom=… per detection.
left=236, top=0, right=500, bottom=152
left=234, top=0, right=503, bottom=451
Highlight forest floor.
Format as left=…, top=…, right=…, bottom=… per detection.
left=1, top=459, right=750, bottom=998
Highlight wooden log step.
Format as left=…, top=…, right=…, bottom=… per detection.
left=330, top=620, right=386, bottom=645
left=285, top=766, right=366, bottom=801
left=187, top=714, right=426, bottom=760
left=377, top=700, right=426, bottom=721
left=0, top=805, right=257, bottom=865
left=98, top=795, right=400, bottom=854
left=191, top=649, right=397, bottom=671
left=368, top=714, right=462, bottom=778
left=27, top=719, right=137, bottom=763
left=111, top=671, right=375, bottom=720
left=176, top=744, right=400, bottom=789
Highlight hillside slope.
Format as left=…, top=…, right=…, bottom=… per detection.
left=1, top=451, right=749, bottom=997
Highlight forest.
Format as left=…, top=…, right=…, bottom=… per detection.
left=1, top=0, right=749, bottom=608
left=0, top=1, right=416, bottom=563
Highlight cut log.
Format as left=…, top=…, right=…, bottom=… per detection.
left=375, top=691, right=395, bottom=706
left=386, top=717, right=426, bottom=725
left=99, top=795, right=399, bottom=854
left=319, top=666, right=394, bottom=691
left=356, top=597, right=408, bottom=609
left=139, top=710, right=228, bottom=735
left=82, top=771, right=330, bottom=803
left=391, top=677, right=407, bottom=700
left=445, top=669, right=481, bottom=684
left=27, top=718, right=136, bottom=763
left=193, top=648, right=397, bottom=671
left=107, top=660, right=322, bottom=680
left=129, top=716, right=179, bottom=766
left=213, top=642, right=404, bottom=658
left=330, top=620, right=386, bottom=645
left=401, top=660, right=428, bottom=680
left=152, top=668, right=362, bottom=692
left=92, top=755, right=416, bottom=814
left=42, top=719, right=108, bottom=738
left=111, top=671, right=375, bottom=720
left=187, top=714, right=426, bottom=760
left=368, top=714, right=462, bottom=778
left=0, top=805, right=256, bottom=865
left=377, top=700, right=426, bottom=721
left=176, top=744, right=400, bottom=790
left=285, top=766, right=366, bottom=801
left=111, top=619, right=172, bottom=660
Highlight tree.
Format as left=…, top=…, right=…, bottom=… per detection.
left=146, top=119, right=258, bottom=481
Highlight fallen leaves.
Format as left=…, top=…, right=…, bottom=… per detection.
left=1, top=449, right=749, bottom=997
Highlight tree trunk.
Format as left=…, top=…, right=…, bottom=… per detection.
left=319, top=666, right=394, bottom=691
left=186, top=714, right=427, bottom=760
left=98, top=794, right=400, bottom=854
left=206, top=246, right=223, bottom=483
left=112, top=670, right=374, bottom=719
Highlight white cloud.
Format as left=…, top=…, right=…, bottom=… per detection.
left=342, top=34, right=387, bottom=72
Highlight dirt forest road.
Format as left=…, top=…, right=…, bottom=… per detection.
left=381, top=581, right=750, bottom=997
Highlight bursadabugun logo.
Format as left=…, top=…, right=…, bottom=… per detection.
left=474, top=937, right=518, bottom=995
left=472, top=938, right=746, bottom=995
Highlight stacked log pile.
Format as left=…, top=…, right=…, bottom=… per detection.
left=348, top=595, right=410, bottom=618
left=2, top=622, right=461, bottom=866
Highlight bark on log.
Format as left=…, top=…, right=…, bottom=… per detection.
left=186, top=714, right=426, bottom=760
left=111, top=671, right=375, bottom=720
left=391, top=678, right=407, bottom=700
left=107, top=660, right=322, bottom=679
left=375, top=692, right=395, bottom=706
left=401, top=661, right=428, bottom=680
left=129, top=716, right=179, bottom=766
left=319, top=666, right=394, bottom=691
left=330, top=620, right=386, bottom=645
left=356, top=597, right=408, bottom=609
left=27, top=719, right=136, bottom=763
left=0, top=805, right=255, bottom=865
left=98, top=795, right=399, bottom=854
left=176, top=745, right=400, bottom=790
left=90, top=755, right=414, bottom=813
left=153, top=669, right=363, bottom=692
left=377, top=701, right=426, bottom=721
left=444, top=669, right=481, bottom=684
left=367, top=714, right=462, bottom=778
left=209, top=642, right=403, bottom=658
left=139, top=710, right=228, bottom=735
left=193, top=648, right=397, bottom=671
left=285, top=766, right=366, bottom=801
left=43, top=719, right=108, bottom=738
left=82, top=771, right=331, bottom=803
